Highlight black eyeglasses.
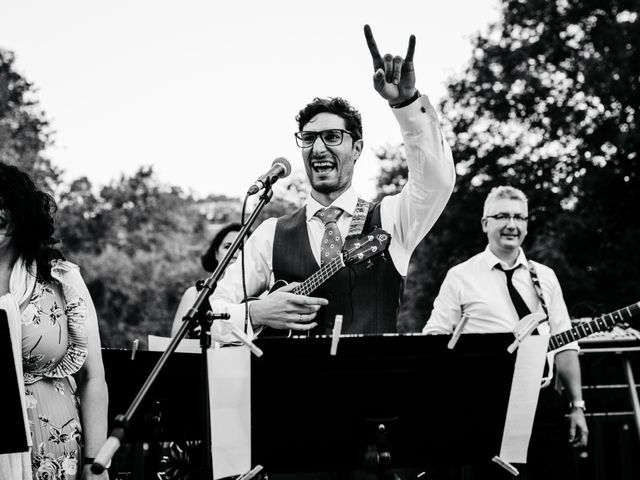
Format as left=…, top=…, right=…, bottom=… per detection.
left=294, top=129, right=353, bottom=148
left=485, top=213, right=528, bottom=223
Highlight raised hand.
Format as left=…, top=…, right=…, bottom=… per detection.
left=364, top=24, right=417, bottom=106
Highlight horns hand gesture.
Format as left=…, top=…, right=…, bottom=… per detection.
left=364, top=24, right=417, bottom=106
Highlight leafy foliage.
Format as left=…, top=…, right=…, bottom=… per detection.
left=0, top=48, right=62, bottom=192
left=377, top=0, right=640, bottom=330
left=2, top=47, right=302, bottom=347
left=60, top=168, right=210, bottom=347
left=58, top=167, right=300, bottom=347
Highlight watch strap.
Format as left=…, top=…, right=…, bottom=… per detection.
left=570, top=400, right=586, bottom=410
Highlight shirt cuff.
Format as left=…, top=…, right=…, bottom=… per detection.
left=209, top=300, right=255, bottom=342
left=552, top=340, right=580, bottom=353
left=391, top=94, right=439, bottom=132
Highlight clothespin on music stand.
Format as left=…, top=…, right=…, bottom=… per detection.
left=231, top=325, right=264, bottom=357
left=237, top=464, right=263, bottom=480
left=130, top=339, right=139, bottom=360
left=330, top=314, right=343, bottom=356
left=447, top=313, right=469, bottom=349
left=492, top=455, right=519, bottom=476
left=507, top=312, right=547, bottom=354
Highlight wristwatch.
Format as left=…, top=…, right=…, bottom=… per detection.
left=570, top=400, right=586, bottom=410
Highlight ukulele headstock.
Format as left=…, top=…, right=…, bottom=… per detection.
left=342, top=227, right=391, bottom=266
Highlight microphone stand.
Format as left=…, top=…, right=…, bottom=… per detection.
left=92, top=187, right=274, bottom=478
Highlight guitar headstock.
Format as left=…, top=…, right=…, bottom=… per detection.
left=341, top=227, right=391, bottom=266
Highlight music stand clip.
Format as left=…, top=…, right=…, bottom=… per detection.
left=492, top=455, right=520, bottom=476
left=330, top=315, right=343, bottom=356
left=448, top=314, right=470, bottom=349
left=237, top=464, right=263, bottom=480
left=507, top=312, right=547, bottom=354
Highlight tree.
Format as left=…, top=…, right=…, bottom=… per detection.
left=56, top=167, right=210, bottom=347
left=61, top=166, right=296, bottom=347
left=0, top=48, right=62, bottom=193
left=1, top=48, right=301, bottom=348
left=376, top=0, right=640, bottom=330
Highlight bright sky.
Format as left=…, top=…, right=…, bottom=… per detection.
left=3, top=0, right=501, bottom=200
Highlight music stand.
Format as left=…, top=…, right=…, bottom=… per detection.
left=0, top=309, right=30, bottom=454
left=250, top=333, right=520, bottom=473
left=103, top=333, right=536, bottom=475
left=102, top=348, right=203, bottom=442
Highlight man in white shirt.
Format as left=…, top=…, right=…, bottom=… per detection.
left=423, top=186, right=588, bottom=479
left=211, top=25, right=455, bottom=337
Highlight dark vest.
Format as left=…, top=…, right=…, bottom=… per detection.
left=272, top=202, right=404, bottom=335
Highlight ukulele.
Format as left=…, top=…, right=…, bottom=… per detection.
left=270, top=227, right=392, bottom=295
left=254, top=227, right=392, bottom=337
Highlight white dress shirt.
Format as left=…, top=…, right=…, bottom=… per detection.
left=423, top=246, right=578, bottom=351
left=211, top=95, right=455, bottom=333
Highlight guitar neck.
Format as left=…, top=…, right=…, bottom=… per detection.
left=549, top=301, right=640, bottom=351
left=292, top=256, right=345, bottom=297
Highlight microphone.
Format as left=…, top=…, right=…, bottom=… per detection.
left=247, top=157, right=292, bottom=195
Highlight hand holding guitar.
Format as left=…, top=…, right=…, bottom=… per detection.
left=543, top=301, right=639, bottom=448
left=249, top=228, right=391, bottom=333
left=249, top=282, right=326, bottom=332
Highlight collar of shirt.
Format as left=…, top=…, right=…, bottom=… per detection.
left=482, top=245, right=528, bottom=271
left=305, top=186, right=359, bottom=222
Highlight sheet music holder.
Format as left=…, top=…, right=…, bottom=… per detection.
left=102, top=348, right=204, bottom=442
left=0, top=308, right=30, bottom=454
left=103, top=333, right=539, bottom=473
left=103, top=346, right=252, bottom=479
left=250, top=333, right=522, bottom=473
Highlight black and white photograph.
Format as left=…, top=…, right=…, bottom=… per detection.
left=1, top=1, right=639, bottom=479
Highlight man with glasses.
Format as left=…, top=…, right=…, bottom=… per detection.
left=423, top=186, right=587, bottom=480
left=210, top=24, right=455, bottom=338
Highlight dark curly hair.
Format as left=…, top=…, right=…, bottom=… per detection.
left=200, top=222, right=246, bottom=273
left=296, top=97, right=363, bottom=142
left=0, top=163, right=63, bottom=281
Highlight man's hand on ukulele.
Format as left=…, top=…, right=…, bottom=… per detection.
left=249, top=282, right=328, bottom=331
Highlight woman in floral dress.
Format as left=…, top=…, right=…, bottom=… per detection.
left=0, top=163, right=109, bottom=480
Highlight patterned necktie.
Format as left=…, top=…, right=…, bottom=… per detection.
left=314, top=207, right=344, bottom=266
left=495, top=264, right=532, bottom=320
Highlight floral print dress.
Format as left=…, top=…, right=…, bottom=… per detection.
left=21, top=262, right=88, bottom=480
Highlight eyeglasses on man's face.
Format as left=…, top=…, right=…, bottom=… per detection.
left=485, top=213, right=528, bottom=224
left=294, top=129, right=353, bottom=148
